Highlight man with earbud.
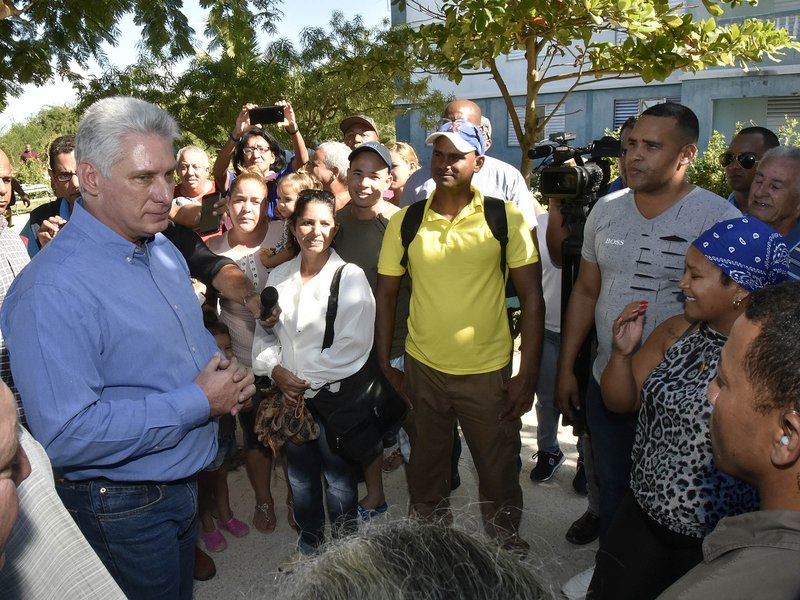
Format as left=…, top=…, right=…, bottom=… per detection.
left=659, top=280, right=800, bottom=599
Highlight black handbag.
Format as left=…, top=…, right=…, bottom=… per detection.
left=307, top=264, right=408, bottom=464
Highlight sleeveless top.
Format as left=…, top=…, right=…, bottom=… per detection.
left=631, top=322, right=759, bottom=538
left=207, top=226, right=281, bottom=366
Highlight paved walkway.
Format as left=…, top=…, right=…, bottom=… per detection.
left=193, top=375, right=596, bottom=600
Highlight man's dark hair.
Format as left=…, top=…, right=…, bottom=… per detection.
left=640, top=102, right=699, bottom=144
left=737, top=126, right=780, bottom=150
left=620, top=115, right=638, bottom=136
left=743, top=280, right=800, bottom=413
left=48, top=135, right=76, bottom=171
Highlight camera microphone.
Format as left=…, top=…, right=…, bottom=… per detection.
left=528, top=144, right=556, bottom=160
left=260, top=286, right=279, bottom=320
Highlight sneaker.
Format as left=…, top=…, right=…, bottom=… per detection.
left=572, top=457, right=588, bottom=495
left=565, top=510, right=600, bottom=545
left=529, top=449, right=565, bottom=482
left=357, top=501, right=388, bottom=521
left=562, top=566, right=595, bottom=600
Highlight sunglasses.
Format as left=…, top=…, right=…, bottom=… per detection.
left=719, top=152, right=759, bottom=170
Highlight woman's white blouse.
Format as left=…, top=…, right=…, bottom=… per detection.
left=252, top=249, right=375, bottom=396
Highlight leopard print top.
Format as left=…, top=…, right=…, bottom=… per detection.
left=631, top=322, right=759, bottom=538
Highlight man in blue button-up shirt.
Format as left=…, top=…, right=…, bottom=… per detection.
left=0, top=97, right=256, bottom=600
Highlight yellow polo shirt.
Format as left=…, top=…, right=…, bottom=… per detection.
left=377, top=188, right=538, bottom=375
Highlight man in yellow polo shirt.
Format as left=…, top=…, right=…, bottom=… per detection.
left=375, top=120, right=544, bottom=551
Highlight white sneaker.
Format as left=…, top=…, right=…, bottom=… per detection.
left=561, top=566, right=595, bottom=600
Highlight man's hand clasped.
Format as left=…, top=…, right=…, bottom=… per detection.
left=196, top=353, right=256, bottom=417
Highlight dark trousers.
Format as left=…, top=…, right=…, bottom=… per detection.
left=284, top=422, right=358, bottom=554
left=56, top=477, right=198, bottom=600
left=588, top=491, right=704, bottom=600
left=585, top=376, right=638, bottom=543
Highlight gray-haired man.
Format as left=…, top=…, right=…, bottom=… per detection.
left=1, top=97, right=255, bottom=600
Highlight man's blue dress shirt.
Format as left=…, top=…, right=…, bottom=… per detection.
left=0, top=201, right=219, bottom=481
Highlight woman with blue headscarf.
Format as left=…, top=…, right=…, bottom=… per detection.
left=587, top=217, right=789, bottom=600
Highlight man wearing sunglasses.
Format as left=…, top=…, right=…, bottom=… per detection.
left=720, top=127, right=779, bottom=213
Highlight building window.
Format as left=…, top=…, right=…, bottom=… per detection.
left=613, top=97, right=681, bottom=129
left=766, top=96, right=800, bottom=131
left=507, top=104, right=566, bottom=146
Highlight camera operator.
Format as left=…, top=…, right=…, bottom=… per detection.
left=551, top=103, right=740, bottom=590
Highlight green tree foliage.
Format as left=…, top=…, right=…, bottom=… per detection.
left=74, top=12, right=446, bottom=151
left=0, top=0, right=282, bottom=111
left=387, top=0, right=799, bottom=179
left=0, top=105, right=80, bottom=183
left=778, top=117, right=800, bottom=147
left=688, top=129, right=729, bottom=197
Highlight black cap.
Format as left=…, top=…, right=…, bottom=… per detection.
left=348, top=142, right=392, bottom=172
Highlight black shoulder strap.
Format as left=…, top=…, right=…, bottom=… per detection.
left=483, top=196, right=508, bottom=276
left=322, top=264, right=348, bottom=351
left=399, top=200, right=427, bottom=269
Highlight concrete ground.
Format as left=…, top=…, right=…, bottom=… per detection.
left=9, top=214, right=596, bottom=599
left=192, top=363, right=597, bottom=600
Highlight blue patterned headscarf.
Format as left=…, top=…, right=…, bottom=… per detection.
left=692, top=217, right=789, bottom=291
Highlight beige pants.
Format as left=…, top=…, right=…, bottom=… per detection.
left=403, top=354, right=523, bottom=538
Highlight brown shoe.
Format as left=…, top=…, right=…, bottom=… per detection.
left=193, top=546, right=216, bottom=581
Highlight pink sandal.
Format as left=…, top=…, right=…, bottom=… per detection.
left=218, top=516, right=250, bottom=538
left=200, top=528, right=227, bottom=552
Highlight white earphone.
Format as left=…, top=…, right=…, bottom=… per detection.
left=781, top=435, right=791, bottom=446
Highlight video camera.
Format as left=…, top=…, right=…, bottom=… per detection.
left=529, top=133, right=620, bottom=201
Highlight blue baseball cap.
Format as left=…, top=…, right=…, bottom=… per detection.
left=425, top=119, right=486, bottom=155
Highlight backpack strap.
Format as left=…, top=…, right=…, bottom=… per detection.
left=399, top=200, right=427, bottom=269
left=321, top=264, right=348, bottom=351
left=483, top=196, right=508, bottom=277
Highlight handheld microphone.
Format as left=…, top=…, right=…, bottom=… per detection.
left=260, top=286, right=279, bottom=320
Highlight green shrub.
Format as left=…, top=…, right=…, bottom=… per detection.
left=688, top=129, right=729, bottom=198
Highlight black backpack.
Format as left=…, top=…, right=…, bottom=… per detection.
left=399, top=196, right=516, bottom=298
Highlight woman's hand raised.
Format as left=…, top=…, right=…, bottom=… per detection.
left=611, top=300, right=648, bottom=357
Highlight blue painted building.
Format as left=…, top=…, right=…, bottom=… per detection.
left=392, top=0, right=800, bottom=168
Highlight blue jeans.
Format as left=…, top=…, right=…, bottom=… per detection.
left=585, top=376, right=637, bottom=544
left=56, top=478, right=198, bottom=600
left=535, top=329, right=561, bottom=454
left=284, top=422, right=358, bottom=554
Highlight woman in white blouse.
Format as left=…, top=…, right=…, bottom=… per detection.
left=208, top=171, right=282, bottom=533
left=252, top=189, right=375, bottom=554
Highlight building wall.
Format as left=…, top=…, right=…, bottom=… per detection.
left=393, top=1, right=800, bottom=169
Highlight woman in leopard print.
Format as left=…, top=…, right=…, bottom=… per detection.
left=588, top=217, right=789, bottom=600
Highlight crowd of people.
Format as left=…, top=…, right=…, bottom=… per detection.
left=0, top=94, right=799, bottom=600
